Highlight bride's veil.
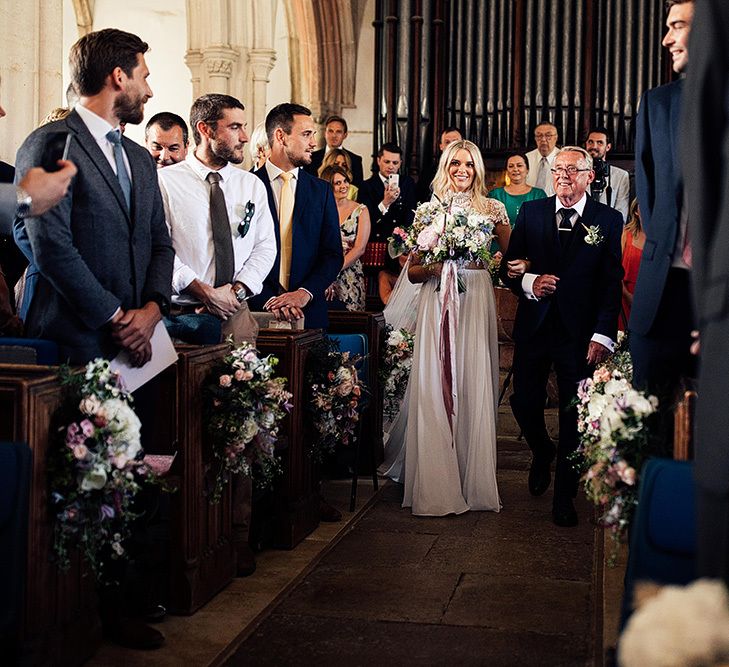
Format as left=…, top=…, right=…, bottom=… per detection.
left=383, top=255, right=421, bottom=332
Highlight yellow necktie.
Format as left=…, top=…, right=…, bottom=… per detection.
left=278, top=171, right=295, bottom=290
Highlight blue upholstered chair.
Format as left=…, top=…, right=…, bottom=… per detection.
left=0, top=338, right=59, bottom=365
left=326, top=333, right=378, bottom=511
left=621, top=458, right=696, bottom=627
left=0, top=442, right=31, bottom=655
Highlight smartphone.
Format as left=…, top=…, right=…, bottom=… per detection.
left=40, top=132, right=72, bottom=172
left=388, top=173, right=399, bottom=189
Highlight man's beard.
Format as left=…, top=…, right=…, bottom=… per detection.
left=114, top=90, right=145, bottom=125
left=286, top=147, right=311, bottom=168
left=210, top=136, right=244, bottom=165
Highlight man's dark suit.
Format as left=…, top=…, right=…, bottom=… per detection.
left=681, top=0, right=729, bottom=583
left=248, top=166, right=343, bottom=330
left=358, top=173, right=417, bottom=242
left=501, top=196, right=623, bottom=501
left=630, top=78, right=695, bottom=423
left=305, top=147, right=364, bottom=186
left=13, top=109, right=174, bottom=363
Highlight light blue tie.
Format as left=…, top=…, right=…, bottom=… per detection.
left=105, top=129, right=132, bottom=210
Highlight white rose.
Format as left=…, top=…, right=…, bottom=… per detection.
left=242, top=419, right=259, bottom=441
left=79, top=395, right=102, bottom=416
left=80, top=464, right=108, bottom=491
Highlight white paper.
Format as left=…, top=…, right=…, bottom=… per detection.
left=110, top=320, right=178, bottom=393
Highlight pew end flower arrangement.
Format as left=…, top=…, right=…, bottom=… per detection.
left=575, top=335, right=658, bottom=558
left=380, top=326, right=415, bottom=422
left=307, top=338, right=367, bottom=461
left=49, top=359, right=158, bottom=582
left=205, top=341, right=292, bottom=502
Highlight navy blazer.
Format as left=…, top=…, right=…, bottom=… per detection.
left=248, top=167, right=343, bottom=330
left=14, top=109, right=174, bottom=363
left=500, top=196, right=623, bottom=345
left=358, top=173, right=417, bottom=242
left=630, top=79, right=684, bottom=336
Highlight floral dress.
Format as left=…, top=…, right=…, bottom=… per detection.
left=334, top=204, right=366, bottom=311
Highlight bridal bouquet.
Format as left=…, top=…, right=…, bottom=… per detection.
left=206, top=342, right=292, bottom=501
left=575, top=346, right=658, bottom=551
left=380, top=326, right=415, bottom=422
left=308, top=338, right=365, bottom=461
left=50, top=359, right=155, bottom=580
left=388, top=199, right=495, bottom=266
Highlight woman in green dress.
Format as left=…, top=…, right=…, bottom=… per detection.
left=489, top=151, right=547, bottom=226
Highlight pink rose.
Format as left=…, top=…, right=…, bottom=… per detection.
left=235, top=369, right=254, bottom=381
left=219, top=374, right=232, bottom=387
left=73, top=444, right=89, bottom=460
left=416, top=226, right=440, bottom=251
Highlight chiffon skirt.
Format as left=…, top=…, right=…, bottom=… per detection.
left=402, top=269, right=501, bottom=516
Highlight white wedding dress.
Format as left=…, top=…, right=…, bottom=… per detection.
left=402, top=196, right=504, bottom=516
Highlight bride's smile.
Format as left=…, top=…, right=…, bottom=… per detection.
left=448, top=148, right=476, bottom=192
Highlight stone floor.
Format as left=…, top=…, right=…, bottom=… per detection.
left=227, top=436, right=599, bottom=666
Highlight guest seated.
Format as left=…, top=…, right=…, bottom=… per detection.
left=620, top=199, right=645, bottom=330
left=321, top=165, right=370, bottom=311
left=489, top=151, right=548, bottom=227
left=318, top=149, right=359, bottom=201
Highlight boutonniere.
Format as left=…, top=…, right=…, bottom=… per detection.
left=582, top=223, right=604, bottom=246
left=235, top=201, right=255, bottom=238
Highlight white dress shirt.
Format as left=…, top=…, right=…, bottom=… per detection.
left=525, top=147, right=559, bottom=196
left=158, top=153, right=276, bottom=304
left=75, top=103, right=132, bottom=180
left=521, top=193, right=614, bottom=351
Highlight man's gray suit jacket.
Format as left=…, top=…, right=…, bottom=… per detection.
left=14, top=109, right=174, bottom=364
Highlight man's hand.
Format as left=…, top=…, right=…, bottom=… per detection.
left=586, top=341, right=611, bottom=366
left=532, top=274, right=559, bottom=298
left=265, top=289, right=310, bottom=322
left=199, top=283, right=241, bottom=320
left=382, top=183, right=400, bottom=209
left=111, top=302, right=161, bottom=365
left=507, top=258, right=531, bottom=278
left=690, top=329, right=700, bottom=356
left=21, top=161, right=77, bottom=215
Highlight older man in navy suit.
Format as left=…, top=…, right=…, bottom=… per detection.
left=501, top=147, right=623, bottom=527
left=249, top=103, right=342, bottom=330
left=630, top=0, right=695, bottom=450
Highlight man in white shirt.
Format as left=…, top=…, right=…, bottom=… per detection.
left=525, top=121, right=560, bottom=195
left=585, top=126, right=630, bottom=222
left=158, top=94, right=276, bottom=341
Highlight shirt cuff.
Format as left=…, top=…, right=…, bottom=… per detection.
left=591, top=333, right=615, bottom=352
left=378, top=202, right=388, bottom=215
left=172, top=266, right=199, bottom=295
left=298, top=287, right=313, bottom=302
left=522, top=273, right=539, bottom=300
left=106, top=306, right=121, bottom=324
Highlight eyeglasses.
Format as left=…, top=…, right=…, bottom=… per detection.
left=238, top=202, right=255, bottom=237
left=550, top=166, right=591, bottom=177
left=535, top=133, right=557, bottom=140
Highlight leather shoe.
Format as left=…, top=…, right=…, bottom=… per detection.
left=236, top=543, right=257, bottom=577
left=105, top=617, right=165, bottom=650
left=319, top=499, right=342, bottom=522
left=141, top=604, right=167, bottom=624
left=552, top=497, right=578, bottom=527
left=528, top=439, right=556, bottom=496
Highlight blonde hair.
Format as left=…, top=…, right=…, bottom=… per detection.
left=40, top=107, right=71, bottom=127
left=625, top=198, right=642, bottom=238
left=249, top=122, right=269, bottom=164
left=431, top=140, right=491, bottom=213
left=318, top=148, right=353, bottom=181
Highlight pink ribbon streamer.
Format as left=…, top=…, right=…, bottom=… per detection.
left=438, top=260, right=460, bottom=444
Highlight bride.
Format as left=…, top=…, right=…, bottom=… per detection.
left=402, top=140, right=510, bottom=516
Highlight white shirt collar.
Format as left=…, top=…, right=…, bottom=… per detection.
left=186, top=151, right=236, bottom=182
left=555, top=193, right=588, bottom=217
left=75, top=103, right=118, bottom=143
left=264, top=159, right=299, bottom=182
left=379, top=173, right=389, bottom=185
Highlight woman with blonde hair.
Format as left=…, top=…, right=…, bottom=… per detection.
left=399, top=139, right=511, bottom=515
left=318, top=148, right=358, bottom=200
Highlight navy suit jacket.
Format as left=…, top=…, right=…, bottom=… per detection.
left=501, top=196, right=623, bottom=345
left=358, top=173, right=417, bottom=242
left=305, top=147, right=364, bottom=186
left=630, top=79, right=684, bottom=336
left=248, top=167, right=343, bottom=330
left=13, top=109, right=174, bottom=363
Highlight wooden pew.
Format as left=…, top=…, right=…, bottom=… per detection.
left=328, top=310, right=387, bottom=467
left=166, top=344, right=237, bottom=615
left=0, top=364, right=101, bottom=666
left=256, top=328, right=324, bottom=549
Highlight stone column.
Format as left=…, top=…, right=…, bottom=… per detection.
left=248, top=49, right=277, bottom=128
left=0, top=0, right=64, bottom=162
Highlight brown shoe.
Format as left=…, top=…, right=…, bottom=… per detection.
left=105, top=617, right=165, bottom=650
left=319, top=499, right=342, bottom=522
left=236, top=542, right=257, bottom=577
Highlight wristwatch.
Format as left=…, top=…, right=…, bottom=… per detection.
left=234, top=285, right=249, bottom=303
left=16, top=186, right=32, bottom=219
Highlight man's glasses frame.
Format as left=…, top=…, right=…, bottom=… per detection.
left=550, top=166, right=591, bottom=177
